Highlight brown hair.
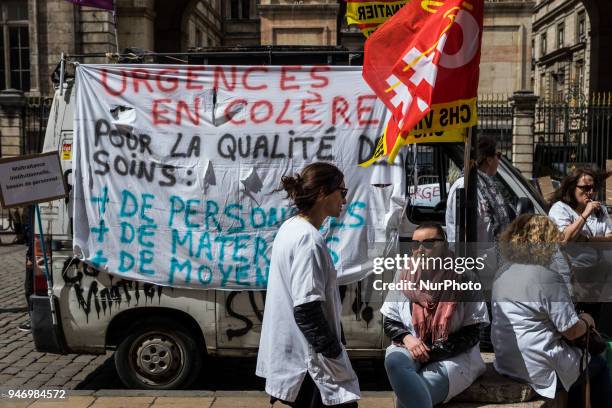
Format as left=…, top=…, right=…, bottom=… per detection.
left=281, top=162, right=344, bottom=213
left=553, top=167, right=612, bottom=209
left=499, top=214, right=560, bottom=266
left=477, top=135, right=498, bottom=166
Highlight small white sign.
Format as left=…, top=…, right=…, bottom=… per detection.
left=0, top=152, right=67, bottom=208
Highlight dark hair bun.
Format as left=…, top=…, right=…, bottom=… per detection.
left=281, top=174, right=302, bottom=200
left=280, top=163, right=344, bottom=213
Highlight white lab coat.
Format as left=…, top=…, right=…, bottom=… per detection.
left=380, top=292, right=489, bottom=403
left=549, top=201, right=612, bottom=299
left=549, top=200, right=612, bottom=268
left=256, top=216, right=360, bottom=405
left=491, top=263, right=582, bottom=398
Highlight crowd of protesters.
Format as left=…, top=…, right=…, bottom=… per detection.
left=256, top=138, right=612, bottom=407
left=7, top=137, right=610, bottom=406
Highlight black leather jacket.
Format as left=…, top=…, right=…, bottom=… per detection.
left=383, top=316, right=481, bottom=361
left=294, top=301, right=342, bottom=358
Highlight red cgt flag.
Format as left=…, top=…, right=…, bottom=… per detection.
left=362, top=0, right=484, bottom=163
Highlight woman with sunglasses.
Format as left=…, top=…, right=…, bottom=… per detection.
left=381, top=223, right=489, bottom=408
left=549, top=168, right=612, bottom=244
left=256, top=162, right=359, bottom=408
left=548, top=168, right=612, bottom=316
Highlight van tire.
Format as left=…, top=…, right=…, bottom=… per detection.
left=114, top=318, right=202, bottom=389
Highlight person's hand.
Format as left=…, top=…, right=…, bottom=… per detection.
left=583, top=200, right=601, bottom=218
left=402, top=335, right=430, bottom=363
left=579, top=312, right=595, bottom=329
left=413, top=292, right=433, bottom=308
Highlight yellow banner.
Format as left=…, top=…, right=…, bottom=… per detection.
left=359, top=98, right=476, bottom=167
left=359, top=128, right=466, bottom=167
left=346, top=1, right=409, bottom=37
left=408, top=97, right=478, bottom=135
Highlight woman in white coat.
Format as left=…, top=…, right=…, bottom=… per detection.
left=256, top=162, right=360, bottom=408
left=492, top=214, right=611, bottom=407
left=381, top=223, right=489, bottom=408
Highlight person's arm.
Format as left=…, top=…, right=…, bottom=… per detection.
left=383, top=316, right=410, bottom=343
left=561, top=313, right=594, bottom=341
left=560, top=201, right=600, bottom=243
left=561, top=217, right=588, bottom=242
left=294, top=301, right=342, bottom=358
left=427, top=324, right=481, bottom=361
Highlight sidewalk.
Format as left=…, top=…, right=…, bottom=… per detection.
left=2, top=391, right=396, bottom=408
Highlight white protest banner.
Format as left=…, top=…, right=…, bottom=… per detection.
left=72, top=64, right=406, bottom=289
left=0, top=152, right=67, bottom=208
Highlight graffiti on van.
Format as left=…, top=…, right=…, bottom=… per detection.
left=61, top=257, right=163, bottom=322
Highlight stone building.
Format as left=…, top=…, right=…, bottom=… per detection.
left=532, top=0, right=590, bottom=101
left=1, top=0, right=611, bottom=159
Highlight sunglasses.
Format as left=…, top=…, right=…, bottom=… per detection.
left=337, top=187, right=348, bottom=199
left=410, top=238, right=445, bottom=250
left=576, top=184, right=595, bottom=192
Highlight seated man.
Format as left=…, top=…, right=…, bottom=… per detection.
left=381, top=222, right=489, bottom=408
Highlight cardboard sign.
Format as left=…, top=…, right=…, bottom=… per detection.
left=0, top=152, right=67, bottom=208
left=537, top=176, right=555, bottom=204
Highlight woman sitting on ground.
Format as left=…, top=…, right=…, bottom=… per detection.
left=381, top=222, right=489, bottom=408
left=492, top=214, right=611, bottom=407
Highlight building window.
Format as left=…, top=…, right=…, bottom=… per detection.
left=557, top=22, right=564, bottom=48
left=195, top=28, right=203, bottom=48
left=541, top=33, right=547, bottom=57
left=552, top=69, right=565, bottom=101
left=230, top=0, right=250, bottom=19
left=0, top=1, right=29, bottom=91
left=577, top=11, right=586, bottom=41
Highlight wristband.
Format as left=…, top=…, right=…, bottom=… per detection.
left=581, top=214, right=588, bottom=222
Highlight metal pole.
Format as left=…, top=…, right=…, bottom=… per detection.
left=59, top=53, right=65, bottom=96
left=35, top=203, right=57, bottom=325
left=34, top=204, right=51, bottom=285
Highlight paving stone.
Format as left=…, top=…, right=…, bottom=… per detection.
left=2, top=377, right=29, bottom=387
left=0, top=399, right=35, bottom=408
left=0, top=372, right=14, bottom=381
left=27, top=396, right=95, bottom=408
left=42, top=377, right=70, bottom=387
left=14, top=370, right=37, bottom=380
left=22, top=363, right=49, bottom=372
left=359, top=396, right=394, bottom=407
left=13, top=357, right=38, bottom=368
left=210, top=396, right=271, bottom=408
left=2, top=366, right=22, bottom=375
left=89, top=397, right=155, bottom=408
left=151, top=397, right=215, bottom=408
left=73, top=356, right=95, bottom=364
left=30, top=373, right=54, bottom=382
left=63, top=380, right=83, bottom=390
left=36, top=355, right=59, bottom=363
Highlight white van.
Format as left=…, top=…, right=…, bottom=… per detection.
left=30, top=54, right=547, bottom=390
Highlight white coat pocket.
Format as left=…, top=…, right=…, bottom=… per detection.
left=311, top=351, right=355, bottom=383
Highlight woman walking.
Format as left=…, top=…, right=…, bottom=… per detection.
left=256, top=163, right=359, bottom=408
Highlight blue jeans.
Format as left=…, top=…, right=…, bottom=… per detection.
left=384, top=347, right=450, bottom=408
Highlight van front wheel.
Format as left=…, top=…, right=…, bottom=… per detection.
left=115, top=318, right=202, bottom=389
